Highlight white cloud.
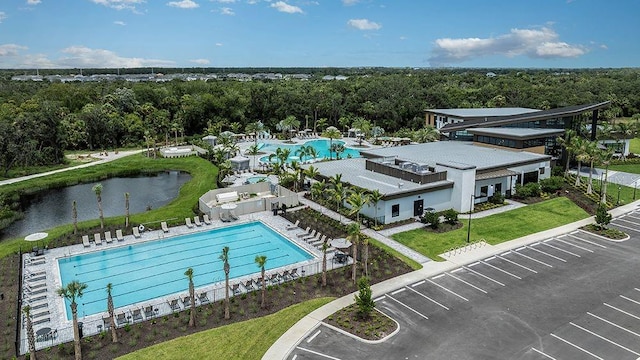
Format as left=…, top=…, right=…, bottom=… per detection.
left=271, top=1, right=303, bottom=13
left=114, top=20, right=126, bottom=25
left=220, top=7, right=234, bottom=15
left=27, top=0, right=42, bottom=5
left=600, top=44, right=608, bottom=50
left=0, top=12, right=6, bottom=23
left=347, top=19, right=381, bottom=31
left=167, top=0, right=199, bottom=8
left=190, top=58, right=210, bottom=65
left=215, top=42, right=223, bottom=46
left=429, top=27, right=586, bottom=66
left=55, top=46, right=175, bottom=68
left=90, top=0, right=145, bottom=11
left=342, top=0, right=358, bottom=5
left=0, top=44, right=27, bottom=57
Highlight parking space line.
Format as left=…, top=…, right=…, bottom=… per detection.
left=588, top=312, right=640, bottom=338
left=451, top=268, right=463, bottom=273
left=621, top=295, right=640, bottom=306
left=481, top=260, right=522, bottom=279
left=432, top=274, right=445, bottom=280
left=541, top=241, right=581, bottom=257
left=554, top=237, right=594, bottom=253
left=405, top=286, right=450, bottom=310
left=292, top=354, right=297, bottom=360
left=307, top=330, right=321, bottom=343
left=468, top=261, right=480, bottom=267
left=412, top=280, right=426, bottom=287
left=391, top=288, right=405, bottom=295
left=531, top=347, right=557, bottom=359
left=635, top=288, right=640, bottom=292
left=386, top=294, right=430, bottom=320
left=604, top=303, right=640, bottom=321
left=374, top=296, right=386, bottom=302
left=611, top=221, right=640, bottom=233
left=497, top=254, right=538, bottom=273
left=445, top=272, right=488, bottom=293
left=512, top=249, right=554, bottom=268
left=525, top=245, right=567, bottom=262
left=296, top=346, right=342, bottom=360
left=614, top=217, right=640, bottom=228
left=550, top=333, right=604, bottom=359
left=426, top=279, right=469, bottom=301
left=570, top=322, right=640, bottom=356
left=569, top=233, right=607, bottom=248
left=463, top=265, right=505, bottom=286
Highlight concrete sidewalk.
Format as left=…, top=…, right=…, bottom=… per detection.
left=262, top=199, right=640, bottom=360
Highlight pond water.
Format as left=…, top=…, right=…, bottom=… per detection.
left=0, top=171, right=191, bottom=240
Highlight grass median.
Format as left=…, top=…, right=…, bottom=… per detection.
left=117, top=297, right=334, bottom=360
left=392, top=197, right=589, bottom=261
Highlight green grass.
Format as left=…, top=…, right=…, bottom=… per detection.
left=0, top=154, right=217, bottom=258
left=392, top=197, right=589, bottom=261
left=117, top=297, right=334, bottom=360
left=629, top=138, right=640, bottom=154
left=367, top=237, right=423, bottom=270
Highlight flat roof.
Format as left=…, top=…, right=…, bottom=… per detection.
left=303, top=158, right=453, bottom=196
left=361, top=142, right=550, bottom=171
left=467, top=127, right=565, bottom=139
left=426, top=108, right=538, bottom=118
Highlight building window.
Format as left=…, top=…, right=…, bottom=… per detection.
left=480, top=186, right=488, bottom=197
left=495, top=183, right=502, bottom=193
left=539, top=167, right=545, bottom=175
left=392, top=204, right=400, bottom=217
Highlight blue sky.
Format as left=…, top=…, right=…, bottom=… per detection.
left=0, top=0, right=638, bottom=69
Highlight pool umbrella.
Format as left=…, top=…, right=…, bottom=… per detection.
left=330, top=238, right=352, bottom=248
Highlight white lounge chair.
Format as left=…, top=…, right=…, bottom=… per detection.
left=296, top=227, right=311, bottom=238
left=94, top=233, right=102, bottom=245
left=203, top=214, right=212, bottom=225
left=286, top=220, right=300, bottom=230
left=82, top=235, right=90, bottom=247
left=104, top=231, right=113, bottom=243
left=194, top=216, right=203, bottom=226
left=161, top=222, right=170, bottom=233
left=185, top=218, right=194, bottom=228
left=116, top=229, right=125, bottom=241
left=132, top=227, right=141, bottom=238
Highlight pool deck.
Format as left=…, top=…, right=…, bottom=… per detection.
left=19, top=210, right=346, bottom=354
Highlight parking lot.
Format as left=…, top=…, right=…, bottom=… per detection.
left=288, top=209, right=640, bottom=360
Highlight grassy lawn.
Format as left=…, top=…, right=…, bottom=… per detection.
left=117, top=297, right=334, bottom=360
left=367, top=237, right=422, bottom=270
left=629, top=137, right=640, bottom=154
left=0, top=153, right=217, bottom=258
left=393, top=197, right=589, bottom=261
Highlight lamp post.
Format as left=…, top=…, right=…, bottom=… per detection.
left=617, top=186, right=621, bottom=206
left=634, top=181, right=637, bottom=201
left=466, top=194, right=474, bottom=243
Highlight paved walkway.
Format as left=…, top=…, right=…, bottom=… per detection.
left=262, top=199, right=640, bottom=360
left=459, top=199, right=527, bottom=219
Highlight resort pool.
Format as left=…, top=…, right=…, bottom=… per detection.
left=245, top=176, right=268, bottom=184
left=260, top=139, right=360, bottom=163
left=57, top=222, right=313, bottom=319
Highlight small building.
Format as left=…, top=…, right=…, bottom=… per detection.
left=202, top=135, right=217, bottom=147
left=230, top=155, right=250, bottom=171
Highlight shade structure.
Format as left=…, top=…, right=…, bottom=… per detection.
left=330, top=238, right=352, bottom=248
left=25, top=232, right=48, bottom=241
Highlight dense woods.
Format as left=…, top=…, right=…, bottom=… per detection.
left=1, top=68, right=639, bottom=176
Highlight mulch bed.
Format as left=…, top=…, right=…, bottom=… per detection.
left=3, top=215, right=413, bottom=359
left=325, top=304, right=397, bottom=341
left=581, top=224, right=627, bottom=240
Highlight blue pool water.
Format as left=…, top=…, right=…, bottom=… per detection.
left=260, top=139, right=360, bottom=163
left=57, top=222, right=312, bottom=319
left=245, top=176, right=268, bottom=184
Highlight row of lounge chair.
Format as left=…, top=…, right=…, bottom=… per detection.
left=82, top=229, right=126, bottom=247
left=185, top=215, right=212, bottom=228
left=296, top=132, right=319, bottom=139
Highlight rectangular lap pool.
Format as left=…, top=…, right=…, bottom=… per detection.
left=58, top=221, right=313, bottom=319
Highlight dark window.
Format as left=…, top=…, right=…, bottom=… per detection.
left=539, top=167, right=545, bottom=175
left=480, top=186, right=488, bottom=197
left=495, top=183, right=502, bottom=193
left=392, top=204, right=400, bottom=217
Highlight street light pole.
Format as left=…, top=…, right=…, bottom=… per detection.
left=617, top=186, right=621, bottom=205
left=634, top=181, right=637, bottom=201
left=466, top=194, right=474, bottom=243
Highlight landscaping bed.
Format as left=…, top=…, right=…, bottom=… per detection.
left=581, top=224, right=627, bottom=240
left=325, top=304, right=397, bottom=341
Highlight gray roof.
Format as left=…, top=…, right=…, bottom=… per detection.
left=304, top=158, right=452, bottom=196
left=426, top=108, right=538, bottom=118
left=467, top=127, right=565, bottom=138
left=361, top=142, right=550, bottom=171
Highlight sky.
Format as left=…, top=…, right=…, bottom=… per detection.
left=0, top=0, right=638, bottom=69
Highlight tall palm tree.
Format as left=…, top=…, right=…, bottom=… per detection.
left=346, top=190, right=370, bottom=224
left=615, top=122, right=635, bottom=161
left=361, top=235, right=370, bottom=277
left=323, top=126, right=342, bottom=160
left=245, top=144, right=260, bottom=171
left=310, top=180, right=325, bottom=201
left=276, top=115, right=300, bottom=140
left=321, top=239, right=329, bottom=287
left=413, top=126, right=440, bottom=143
left=124, top=192, right=130, bottom=228
left=92, top=183, right=104, bottom=229
left=220, top=246, right=231, bottom=320
left=245, top=120, right=265, bottom=149
left=330, top=182, right=348, bottom=222
left=72, top=200, right=78, bottom=234
left=255, top=255, right=268, bottom=308
left=57, top=280, right=88, bottom=360
left=351, top=117, right=372, bottom=146
left=288, top=160, right=303, bottom=192
left=331, top=143, right=346, bottom=159
left=572, top=137, right=588, bottom=187
left=23, top=305, right=37, bottom=360
left=303, top=165, right=319, bottom=190
left=184, top=268, right=196, bottom=327
left=106, top=283, right=118, bottom=343
left=600, top=148, right=614, bottom=205
left=584, top=141, right=600, bottom=194
left=557, top=129, right=577, bottom=175
left=346, top=222, right=360, bottom=283
left=368, top=190, right=384, bottom=227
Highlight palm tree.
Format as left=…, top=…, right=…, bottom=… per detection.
left=220, top=246, right=231, bottom=320
left=255, top=255, right=268, bottom=308
left=57, top=280, right=88, bottom=360
left=217, top=159, right=233, bottom=185
left=368, top=190, right=384, bottom=227
left=600, top=148, right=614, bottom=205
left=346, top=190, right=370, bottom=225
left=184, top=268, right=196, bottom=327
left=413, top=126, right=440, bottom=143
left=584, top=141, right=599, bottom=194
left=245, top=120, right=265, bottom=149
left=572, top=137, right=587, bottom=187
left=92, top=183, right=104, bottom=229
left=557, top=129, right=577, bottom=175
left=72, top=200, right=78, bottom=234
left=351, top=117, right=372, bottom=146
left=303, top=165, right=319, bottom=190
left=329, top=182, right=348, bottom=222
left=124, top=192, right=130, bottom=228
left=331, top=143, right=346, bottom=159
left=245, top=144, right=260, bottom=171
left=323, top=126, right=342, bottom=160
left=321, top=239, right=329, bottom=287
left=615, top=122, right=635, bottom=161
left=106, top=283, right=118, bottom=343
left=310, top=180, right=325, bottom=201
left=276, top=115, right=300, bottom=140
left=288, top=160, right=303, bottom=191
left=346, top=222, right=360, bottom=283
left=23, top=305, right=37, bottom=360
left=361, top=235, right=370, bottom=277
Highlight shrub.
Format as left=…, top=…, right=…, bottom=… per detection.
left=595, top=205, right=612, bottom=229
left=489, top=193, right=505, bottom=204
left=515, top=182, right=541, bottom=198
left=551, top=166, right=564, bottom=177
left=540, top=176, right=564, bottom=193
left=421, top=211, right=440, bottom=229
left=442, top=209, right=458, bottom=225
left=354, top=277, right=375, bottom=319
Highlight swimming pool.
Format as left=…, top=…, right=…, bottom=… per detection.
left=245, top=175, right=268, bottom=184
left=260, top=139, right=360, bottom=163
left=57, top=222, right=313, bottom=319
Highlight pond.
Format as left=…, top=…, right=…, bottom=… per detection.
left=0, top=171, right=191, bottom=240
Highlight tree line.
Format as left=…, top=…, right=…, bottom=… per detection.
left=1, top=68, right=640, bottom=176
